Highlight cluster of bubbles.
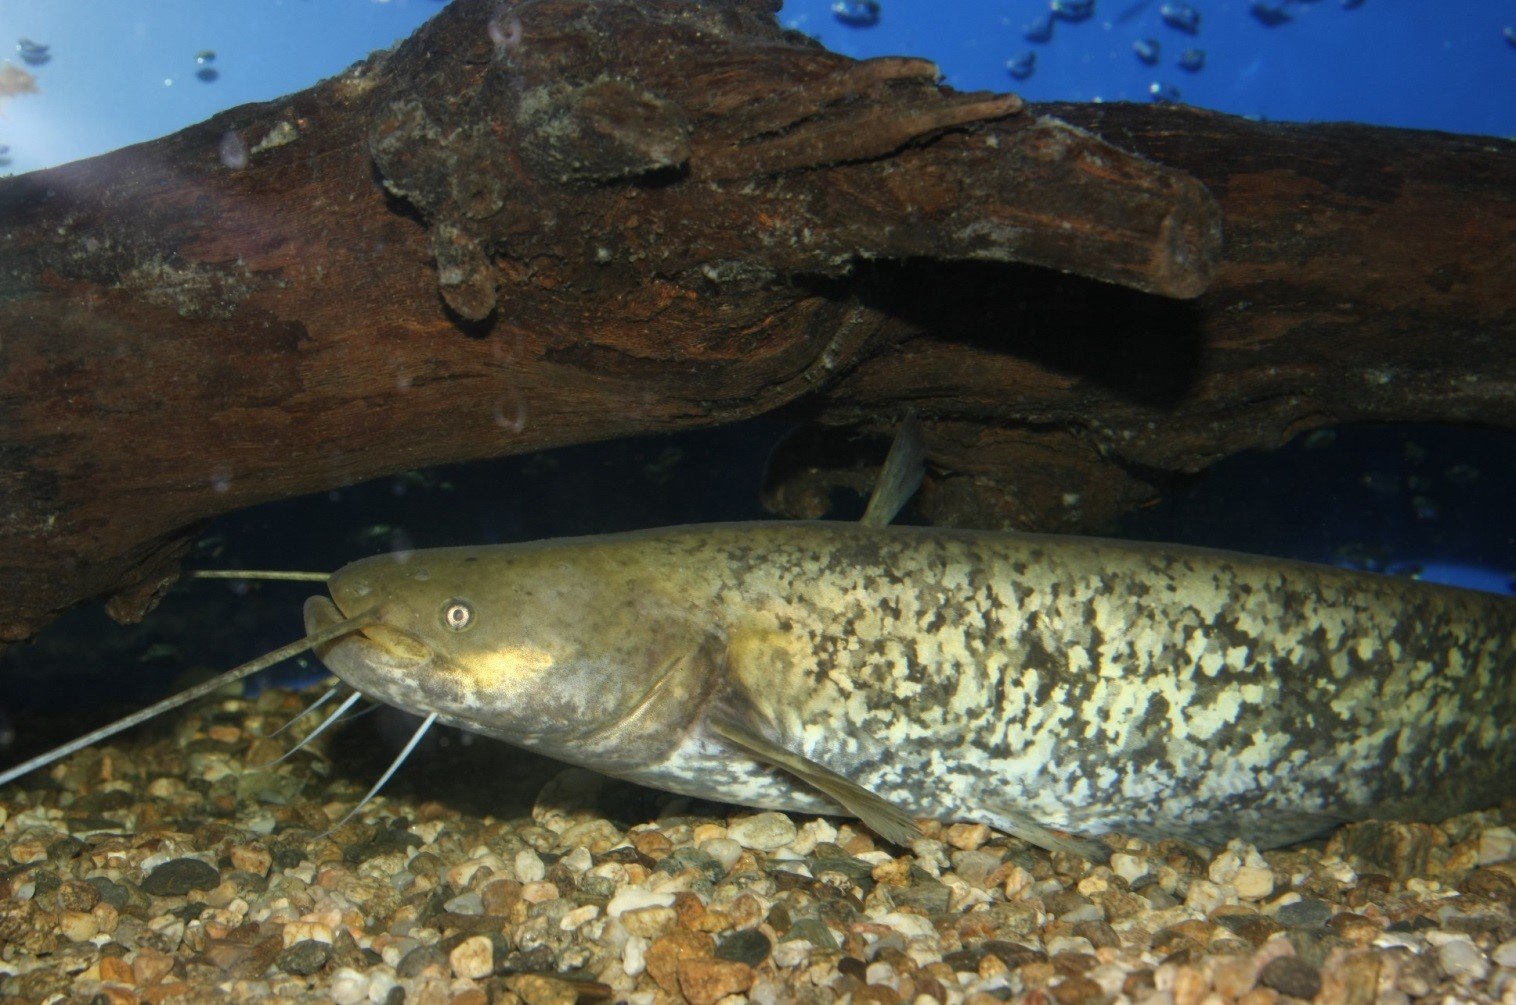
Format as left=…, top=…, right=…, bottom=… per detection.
left=830, top=2, right=1516, bottom=97
left=999, top=0, right=1380, bottom=100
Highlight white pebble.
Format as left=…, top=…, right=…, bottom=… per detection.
left=878, top=911, right=935, bottom=940
left=622, top=934, right=648, bottom=976
left=789, top=819, right=838, bottom=855
left=726, top=812, right=798, bottom=851
left=559, top=904, right=600, bottom=931
left=1208, top=849, right=1243, bottom=885
left=1437, top=937, right=1490, bottom=983
left=450, top=934, right=494, bottom=979
left=1184, top=877, right=1228, bottom=914
left=366, top=970, right=400, bottom=1004
left=607, top=888, right=676, bottom=918
left=699, top=838, right=743, bottom=873
left=329, top=968, right=369, bottom=1005
left=771, top=940, right=812, bottom=968
left=1492, top=937, right=1516, bottom=969
left=1046, top=936, right=1095, bottom=956
left=561, top=846, right=594, bottom=873
left=1478, top=827, right=1516, bottom=865
left=514, top=849, right=546, bottom=883
left=864, top=960, right=900, bottom=990
left=1109, top=853, right=1148, bottom=884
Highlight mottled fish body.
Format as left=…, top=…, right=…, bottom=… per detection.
left=306, top=520, right=1516, bottom=851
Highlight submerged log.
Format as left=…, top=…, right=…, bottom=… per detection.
left=0, top=0, right=1217, bottom=642
left=768, top=105, right=1516, bottom=532
left=0, top=0, right=1509, bottom=648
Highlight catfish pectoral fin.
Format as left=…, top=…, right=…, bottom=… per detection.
left=709, top=718, right=922, bottom=847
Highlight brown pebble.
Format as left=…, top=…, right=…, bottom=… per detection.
left=92, top=989, right=142, bottom=1005
left=1171, top=964, right=1209, bottom=1005
left=57, top=878, right=102, bottom=912
left=854, top=985, right=903, bottom=1005
left=1019, top=961, right=1056, bottom=988
left=1257, top=955, right=1321, bottom=999
left=1123, top=968, right=1157, bottom=995
left=229, top=844, right=272, bottom=877
left=1457, top=867, right=1516, bottom=904
left=1238, top=989, right=1280, bottom=1005
left=1315, top=949, right=1380, bottom=1005
left=1072, top=919, right=1120, bottom=949
left=505, top=973, right=580, bottom=1005
left=100, top=956, right=136, bottom=983
left=1326, top=911, right=1381, bottom=945
left=645, top=928, right=715, bottom=993
left=133, top=948, right=176, bottom=987
left=632, top=829, right=673, bottom=861
left=677, top=957, right=754, bottom=1004
left=1212, top=957, right=1257, bottom=998
left=1049, top=974, right=1106, bottom=1004
left=944, top=822, right=991, bottom=851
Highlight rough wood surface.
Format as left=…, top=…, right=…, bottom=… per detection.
left=767, top=104, right=1516, bottom=532
left=0, top=0, right=1218, bottom=643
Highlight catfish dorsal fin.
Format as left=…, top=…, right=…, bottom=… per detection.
left=860, top=411, right=925, bottom=528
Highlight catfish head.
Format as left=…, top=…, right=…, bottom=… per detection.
left=304, top=539, right=721, bottom=768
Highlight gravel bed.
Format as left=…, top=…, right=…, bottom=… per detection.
left=0, top=687, right=1513, bottom=1004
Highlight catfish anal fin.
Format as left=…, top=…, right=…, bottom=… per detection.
left=709, top=718, right=921, bottom=847
left=860, top=411, right=925, bottom=528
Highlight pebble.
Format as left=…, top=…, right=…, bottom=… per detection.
left=679, top=957, right=754, bottom=1004
left=1437, top=937, right=1490, bottom=982
left=1234, top=864, right=1275, bottom=900
left=514, top=848, right=546, bottom=883
left=1258, top=955, right=1321, bottom=999
left=1478, top=826, right=1516, bottom=864
left=1275, top=898, right=1334, bottom=928
left=329, top=967, right=369, bottom=1005
left=726, top=812, right=798, bottom=851
left=450, top=934, right=494, bottom=979
left=140, top=857, right=220, bottom=896
left=1, top=686, right=1512, bottom=1003
left=715, top=927, right=772, bottom=966
left=276, top=939, right=332, bottom=975
left=608, top=887, right=677, bottom=917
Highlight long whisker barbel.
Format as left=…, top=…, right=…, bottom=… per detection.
left=261, top=684, right=343, bottom=739
left=321, top=712, right=439, bottom=837
left=0, top=608, right=377, bottom=788
left=263, top=691, right=365, bottom=767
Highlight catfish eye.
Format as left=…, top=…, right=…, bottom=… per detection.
left=442, top=599, right=474, bottom=632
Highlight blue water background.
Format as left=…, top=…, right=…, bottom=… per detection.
left=2, top=0, right=1513, bottom=175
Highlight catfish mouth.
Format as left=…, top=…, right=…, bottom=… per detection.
left=304, top=596, right=432, bottom=671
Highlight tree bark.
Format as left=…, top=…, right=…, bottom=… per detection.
left=767, top=105, right=1516, bottom=533
left=0, top=0, right=1510, bottom=648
